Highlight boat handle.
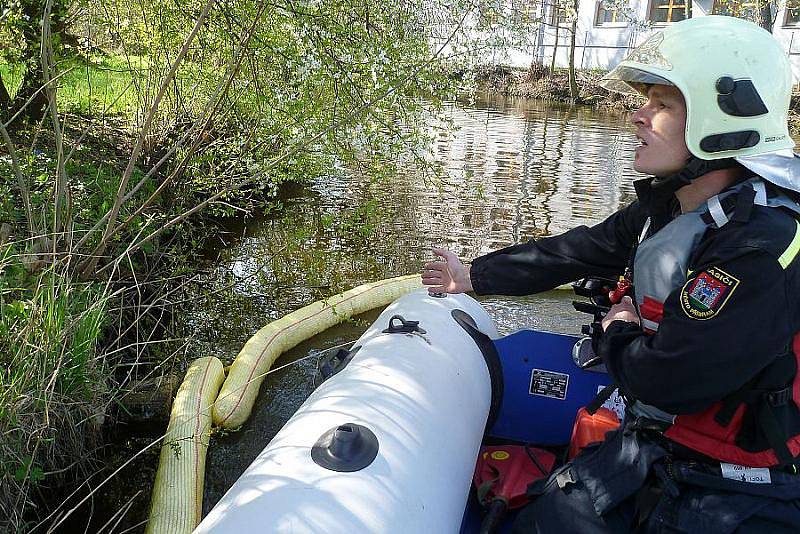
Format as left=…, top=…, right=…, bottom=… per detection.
left=382, top=314, right=426, bottom=335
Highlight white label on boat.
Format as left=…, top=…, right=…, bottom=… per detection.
left=529, top=369, right=569, bottom=400
left=596, top=386, right=626, bottom=421
left=720, top=463, right=771, bottom=484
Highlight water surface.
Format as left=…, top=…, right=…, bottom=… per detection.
left=195, top=94, right=641, bottom=513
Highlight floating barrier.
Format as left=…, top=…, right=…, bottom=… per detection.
left=146, top=357, right=224, bottom=534
left=212, top=274, right=423, bottom=429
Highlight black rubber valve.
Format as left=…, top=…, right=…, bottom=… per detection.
left=311, top=423, right=379, bottom=472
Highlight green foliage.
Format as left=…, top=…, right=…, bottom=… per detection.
left=71, top=0, right=465, bottom=214
left=14, top=456, right=45, bottom=484
left=320, top=199, right=381, bottom=241
left=0, top=0, right=72, bottom=117
left=5, top=1, right=475, bottom=225
left=0, top=62, right=24, bottom=98
left=0, top=0, right=67, bottom=59
left=0, top=143, right=156, bottom=256
left=0, top=0, right=496, bottom=529
left=0, top=255, right=109, bottom=399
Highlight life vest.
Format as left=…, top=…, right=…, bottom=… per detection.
left=628, top=178, right=800, bottom=467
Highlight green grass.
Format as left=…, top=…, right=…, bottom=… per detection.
left=2, top=52, right=230, bottom=123
left=0, top=250, right=110, bottom=528
left=57, top=54, right=144, bottom=115
left=0, top=262, right=108, bottom=399
left=1, top=54, right=144, bottom=116
left=0, top=62, right=24, bottom=97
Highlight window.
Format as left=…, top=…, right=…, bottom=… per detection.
left=595, top=1, right=625, bottom=25
left=512, top=0, right=539, bottom=24
left=549, top=1, right=570, bottom=25
left=785, top=0, right=800, bottom=26
left=712, top=0, right=760, bottom=22
left=648, top=0, right=691, bottom=23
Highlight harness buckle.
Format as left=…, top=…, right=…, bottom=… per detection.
left=626, top=416, right=671, bottom=434
left=766, top=387, right=792, bottom=407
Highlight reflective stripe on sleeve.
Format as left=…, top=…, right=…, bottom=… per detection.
left=778, top=219, right=800, bottom=269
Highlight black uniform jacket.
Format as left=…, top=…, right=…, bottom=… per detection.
left=470, top=178, right=800, bottom=416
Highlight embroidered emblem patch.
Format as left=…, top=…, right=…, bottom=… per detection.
left=680, top=266, right=740, bottom=320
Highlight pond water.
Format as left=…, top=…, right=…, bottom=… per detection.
left=192, top=93, right=642, bottom=516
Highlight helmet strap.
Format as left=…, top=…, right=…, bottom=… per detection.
left=651, top=157, right=740, bottom=193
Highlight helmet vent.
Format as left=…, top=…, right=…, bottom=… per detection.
left=716, top=78, right=768, bottom=117
left=700, top=131, right=760, bottom=153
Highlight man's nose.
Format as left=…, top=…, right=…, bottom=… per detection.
left=631, top=105, right=650, bottom=126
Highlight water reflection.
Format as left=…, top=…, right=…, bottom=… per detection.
left=195, top=93, right=643, bottom=513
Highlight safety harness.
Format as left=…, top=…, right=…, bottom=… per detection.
left=595, top=177, right=800, bottom=468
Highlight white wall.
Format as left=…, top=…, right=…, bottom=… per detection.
left=770, top=11, right=800, bottom=81
left=535, top=0, right=651, bottom=70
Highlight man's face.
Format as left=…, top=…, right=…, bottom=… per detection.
left=631, top=85, right=691, bottom=177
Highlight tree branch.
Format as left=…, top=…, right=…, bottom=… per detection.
left=80, top=0, right=218, bottom=277
left=0, top=121, right=38, bottom=237
left=42, top=0, right=71, bottom=248
left=97, top=1, right=477, bottom=275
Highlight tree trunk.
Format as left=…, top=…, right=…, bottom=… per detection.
left=568, top=5, right=579, bottom=101
left=758, top=1, right=774, bottom=32
left=0, top=73, right=10, bottom=114
left=9, top=0, right=69, bottom=124
left=550, top=16, right=560, bottom=72
left=11, top=70, right=50, bottom=124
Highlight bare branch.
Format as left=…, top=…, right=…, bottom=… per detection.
left=81, top=0, right=219, bottom=276
left=42, top=0, right=71, bottom=247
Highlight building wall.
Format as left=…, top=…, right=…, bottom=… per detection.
left=770, top=10, right=800, bottom=81
left=485, top=1, right=800, bottom=83
left=534, top=0, right=651, bottom=70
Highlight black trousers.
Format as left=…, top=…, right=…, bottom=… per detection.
left=511, top=474, right=800, bottom=533
left=511, top=428, right=800, bottom=534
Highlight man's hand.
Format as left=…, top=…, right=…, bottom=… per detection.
left=601, top=296, right=639, bottom=331
left=421, top=247, right=474, bottom=294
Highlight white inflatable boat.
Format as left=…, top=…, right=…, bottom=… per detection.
left=196, top=289, right=616, bottom=533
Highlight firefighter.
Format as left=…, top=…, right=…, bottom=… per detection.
left=423, top=16, right=800, bottom=532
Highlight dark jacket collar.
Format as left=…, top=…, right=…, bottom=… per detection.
left=634, top=177, right=679, bottom=230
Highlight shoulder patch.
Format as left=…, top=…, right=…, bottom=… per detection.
left=680, top=266, right=740, bottom=320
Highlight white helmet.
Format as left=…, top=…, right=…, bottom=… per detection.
left=601, top=16, right=800, bottom=191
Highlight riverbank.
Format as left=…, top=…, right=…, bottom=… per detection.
left=475, top=64, right=640, bottom=110
left=0, top=5, right=454, bottom=525
left=476, top=64, right=800, bottom=131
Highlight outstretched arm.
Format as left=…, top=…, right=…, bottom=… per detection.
left=468, top=200, right=649, bottom=296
